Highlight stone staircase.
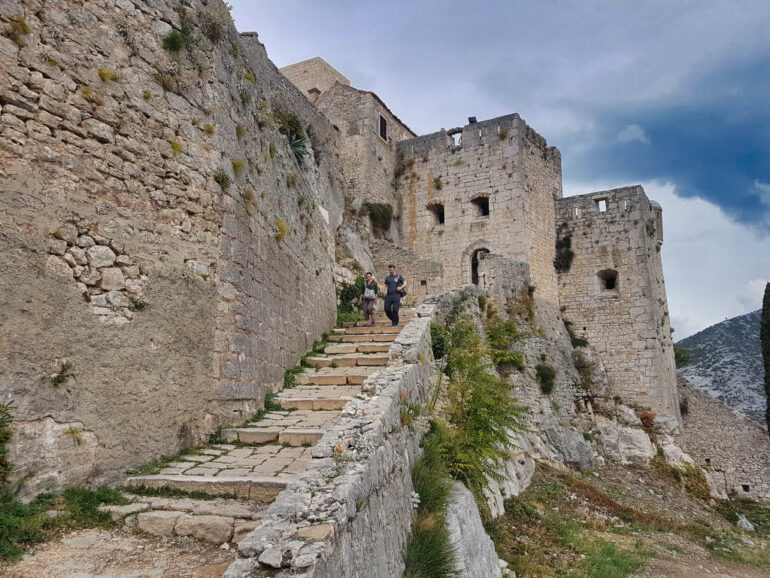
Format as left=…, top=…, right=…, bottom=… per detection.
left=115, top=310, right=413, bottom=544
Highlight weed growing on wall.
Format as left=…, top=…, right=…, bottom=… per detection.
left=362, top=203, right=393, bottom=236
left=536, top=363, right=556, bottom=394
left=0, top=403, right=14, bottom=487
left=554, top=231, right=575, bottom=273
left=674, top=346, right=692, bottom=368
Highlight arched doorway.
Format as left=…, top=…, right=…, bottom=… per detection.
left=471, top=248, right=489, bottom=286
left=461, top=240, right=494, bottom=286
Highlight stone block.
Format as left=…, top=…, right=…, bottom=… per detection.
left=295, top=523, right=334, bottom=541
left=175, top=514, right=234, bottom=543
left=233, top=520, right=261, bottom=543
left=100, top=267, right=125, bottom=291
left=137, top=511, right=181, bottom=536
left=87, top=245, right=116, bottom=268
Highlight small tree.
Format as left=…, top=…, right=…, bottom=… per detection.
left=762, top=283, right=770, bottom=426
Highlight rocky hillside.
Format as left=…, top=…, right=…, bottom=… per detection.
left=677, top=310, right=766, bottom=425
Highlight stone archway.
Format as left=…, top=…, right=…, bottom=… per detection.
left=461, top=240, right=495, bottom=286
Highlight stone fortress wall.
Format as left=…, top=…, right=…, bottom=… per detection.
left=678, top=379, right=770, bottom=502
left=555, top=187, right=679, bottom=419
left=396, top=114, right=562, bottom=307
left=1, top=0, right=344, bottom=494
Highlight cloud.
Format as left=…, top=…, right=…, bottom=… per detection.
left=617, top=124, right=650, bottom=144
left=564, top=180, right=770, bottom=338
left=755, top=180, right=770, bottom=205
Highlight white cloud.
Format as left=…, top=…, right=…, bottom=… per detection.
left=617, top=124, right=650, bottom=144
left=564, top=180, right=770, bottom=338
left=754, top=179, right=770, bottom=205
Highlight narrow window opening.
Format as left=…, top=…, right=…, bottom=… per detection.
left=471, top=196, right=490, bottom=218
left=451, top=133, right=461, bottom=147
left=598, top=269, right=618, bottom=291
left=705, top=458, right=711, bottom=465
left=427, top=203, right=445, bottom=225
left=379, top=114, right=387, bottom=141
left=742, top=484, right=750, bottom=492
left=420, top=279, right=427, bottom=286
left=574, top=207, right=581, bottom=217
left=597, top=199, right=607, bottom=212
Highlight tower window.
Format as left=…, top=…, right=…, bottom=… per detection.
left=471, top=196, right=490, bottom=218
left=597, top=198, right=608, bottom=212
left=742, top=484, right=750, bottom=492
left=598, top=269, right=618, bottom=291
left=307, top=87, right=321, bottom=102
left=379, top=114, right=388, bottom=140
left=427, top=203, right=445, bottom=225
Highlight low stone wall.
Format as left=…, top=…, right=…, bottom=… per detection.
left=677, top=379, right=770, bottom=501
left=225, top=288, right=471, bottom=576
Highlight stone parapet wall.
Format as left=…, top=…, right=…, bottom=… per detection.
left=1, top=0, right=342, bottom=494
left=677, top=379, right=770, bottom=502
left=556, top=186, right=678, bottom=419
left=225, top=288, right=473, bottom=576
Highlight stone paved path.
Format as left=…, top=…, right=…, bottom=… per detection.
left=116, top=310, right=413, bottom=545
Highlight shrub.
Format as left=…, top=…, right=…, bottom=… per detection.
left=97, top=67, right=117, bottom=82
left=142, top=89, right=152, bottom=100
left=572, top=350, right=594, bottom=389
left=536, top=363, right=556, bottom=394
left=153, top=73, right=177, bottom=93
left=235, top=123, right=246, bottom=138
left=274, top=219, right=289, bottom=241
left=162, top=29, right=189, bottom=53
left=434, top=177, right=443, bottom=190
left=674, top=346, right=691, bottom=367
left=203, top=123, right=214, bottom=135
left=170, top=140, right=183, bottom=154
left=213, top=170, right=230, bottom=190
left=431, top=322, right=448, bottom=361
left=363, top=203, right=393, bottom=235
left=198, top=5, right=230, bottom=42
left=0, top=402, right=15, bottom=487
left=498, top=128, right=508, bottom=139
left=338, top=276, right=365, bottom=314
left=8, top=14, right=30, bottom=47
left=243, top=71, right=255, bottom=84
left=231, top=158, right=245, bottom=176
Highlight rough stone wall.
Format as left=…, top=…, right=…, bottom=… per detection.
left=370, top=238, right=443, bottom=304
left=315, top=83, right=414, bottom=211
left=396, top=114, right=561, bottom=305
left=677, top=379, right=770, bottom=501
left=556, top=186, right=679, bottom=419
left=1, top=0, right=342, bottom=494
left=279, top=56, right=350, bottom=102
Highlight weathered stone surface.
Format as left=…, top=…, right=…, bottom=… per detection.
left=446, top=482, right=502, bottom=578
left=595, top=419, right=655, bottom=464
left=136, top=511, right=181, bottom=536
left=175, top=514, right=234, bottom=543
left=86, top=245, right=116, bottom=268
left=99, top=267, right=125, bottom=291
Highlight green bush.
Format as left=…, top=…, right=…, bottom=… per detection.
left=338, top=276, right=365, bottom=314
left=536, top=363, right=556, bottom=394
left=162, top=29, right=191, bottom=52
left=554, top=233, right=575, bottom=273
left=430, top=322, right=448, bottom=361
left=674, top=346, right=691, bottom=367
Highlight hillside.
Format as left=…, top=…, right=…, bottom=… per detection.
left=677, top=310, right=766, bottom=425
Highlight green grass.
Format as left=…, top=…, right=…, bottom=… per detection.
left=123, top=485, right=235, bottom=501
left=337, top=312, right=363, bottom=326
left=0, top=486, right=127, bottom=562
left=124, top=448, right=203, bottom=476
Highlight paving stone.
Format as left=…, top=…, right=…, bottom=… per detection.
left=137, top=511, right=181, bottom=536
left=175, top=514, right=234, bottom=543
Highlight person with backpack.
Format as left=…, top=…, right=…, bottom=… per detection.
left=361, top=272, right=378, bottom=327
left=382, top=264, right=407, bottom=327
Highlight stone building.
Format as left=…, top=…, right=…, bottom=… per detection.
left=282, top=60, right=678, bottom=421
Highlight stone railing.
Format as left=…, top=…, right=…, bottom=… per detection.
left=225, top=289, right=473, bottom=576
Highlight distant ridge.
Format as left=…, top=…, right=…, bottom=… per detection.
left=677, top=310, right=766, bottom=425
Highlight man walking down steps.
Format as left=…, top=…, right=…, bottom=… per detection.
left=381, top=264, right=407, bottom=327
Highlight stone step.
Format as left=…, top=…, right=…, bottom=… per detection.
left=326, top=333, right=397, bottom=343
left=344, top=326, right=402, bottom=335
left=124, top=475, right=289, bottom=503
left=305, top=353, right=389, bottom=368
left=325, top=343, right=393, bottom=354
left=221, top=427, right=326, bottom=446
left=295, top=366, right=378, bottom=385
left=276, top=396, right=351, bottom=410
left=115, top=494, right=267, bottom=521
